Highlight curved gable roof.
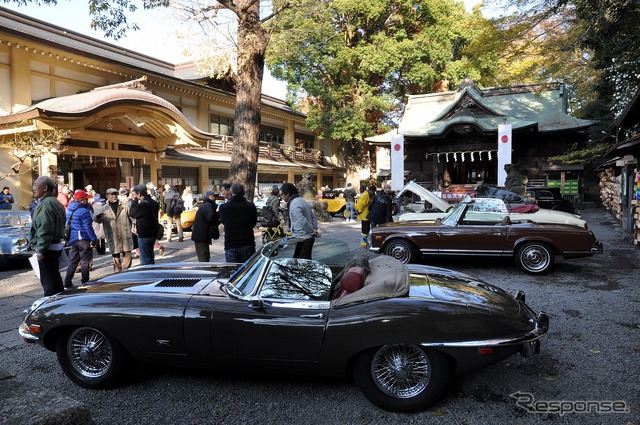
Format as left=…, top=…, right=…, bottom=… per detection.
left=399, top=83, right=593, bottom=138
left=0, top=80, right=213, bottom=148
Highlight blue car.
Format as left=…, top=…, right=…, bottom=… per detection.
left=0, top=210, right=33, bottom=268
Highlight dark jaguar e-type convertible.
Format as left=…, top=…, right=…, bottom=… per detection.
left=20, top=237, right=548, bottom=413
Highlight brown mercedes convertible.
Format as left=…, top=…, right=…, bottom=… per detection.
left=369, top=198, right=603, bottom=274
left=20, top=237, right=548, bottom=413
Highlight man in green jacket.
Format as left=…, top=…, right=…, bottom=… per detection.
left=30, top=176, right=66, bottom=296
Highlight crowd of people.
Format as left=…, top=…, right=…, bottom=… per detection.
left=23, top=178, right=392, bottom=298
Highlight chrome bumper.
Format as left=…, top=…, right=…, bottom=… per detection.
left=18, top=321, right=39, bottom=341
left=421, top=311, right=549, bottom=350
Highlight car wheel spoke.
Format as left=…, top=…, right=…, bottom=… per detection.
left=371, top=345, right=430, bottom=398
left=68, top=327, right=113, bottom=378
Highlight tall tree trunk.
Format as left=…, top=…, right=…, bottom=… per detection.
left=229, top=0, right=267, bottom=199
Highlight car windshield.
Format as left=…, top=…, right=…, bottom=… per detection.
left=226, top=253, right=268, bottom=297
left=226, top=237, right=352, bottom=298
left=441, top=201, right=468, bottom=226
left=0, top=212, right=31, bottom=227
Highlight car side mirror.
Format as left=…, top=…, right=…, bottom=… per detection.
left=247, top=298, right=265, bottom=310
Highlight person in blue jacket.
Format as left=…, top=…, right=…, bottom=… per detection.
left=0, top=186, right=15, bottom=210
left=63, top=189, right=97, bottom=289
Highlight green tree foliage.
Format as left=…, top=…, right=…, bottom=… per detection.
left=482, top=0, right=640, bottom=166
left=266, top=0, right=496, bottom=171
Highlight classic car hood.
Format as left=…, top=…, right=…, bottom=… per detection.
left=398, top=200, right=586, bottom=227
left=0, top=227, right=30, bottom=238
left=395, top=181, right=452, bottom=213
left=407, top=265, right=520, bottom=315
left=83, top=263, right=238, bottom=295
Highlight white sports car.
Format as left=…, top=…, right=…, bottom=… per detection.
left=396, top=181, right=586, bottom=228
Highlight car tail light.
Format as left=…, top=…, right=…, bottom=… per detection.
left=478, top=347, right=495, bottom=355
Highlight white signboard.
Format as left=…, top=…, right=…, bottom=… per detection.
left=390, top=133, right=404, bottom=191
left=497, top=124, right=512, bottom=186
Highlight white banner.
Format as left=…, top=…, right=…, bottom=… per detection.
left=497, top=124, right=512, bottom=186
left=390, top=133, right=404, bottom=191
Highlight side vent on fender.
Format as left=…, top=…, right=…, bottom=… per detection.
left=156, top=278, right=201, bottom=288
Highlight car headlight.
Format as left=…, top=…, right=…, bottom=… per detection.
left=15, top=237, right=28, bottom=248
left=23, top=296, right=51, bottom=316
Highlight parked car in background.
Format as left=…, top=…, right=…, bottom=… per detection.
left=160, top=202, right=199, bottom=231
left=396, top=181, right=586, bottom=227
left=319, top=189, right=347, bottom=217
left=20, top=237, right=548, bottom=413
left=370, top=198, right=603, bottom=274
left=475, top=183, right=539, bottom=213
left=526, top=187, right=577, bottom=214
left=0, top=210, right=33, bottom=268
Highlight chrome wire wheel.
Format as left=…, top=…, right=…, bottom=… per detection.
left=67, top=327, right=113, bottom=379
left=371, top=344, right=430, bottom=398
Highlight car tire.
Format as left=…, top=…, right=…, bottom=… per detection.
left=56, top=326, right=130, bottom=389
left=383, top=239, right=417, bottom=264
left=353, top=344, right=451, bottom=413
left=515, top=241, right=555, bottom=274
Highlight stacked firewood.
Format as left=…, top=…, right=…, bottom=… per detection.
left=634, top=171, right=640, bottom=247
left=599, top=169, right=621, bottom=216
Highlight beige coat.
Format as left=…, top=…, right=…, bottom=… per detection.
left=95, top=201, right=134, bottom=254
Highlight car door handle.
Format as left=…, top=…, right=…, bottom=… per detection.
left=300, top=313, right=324, bottom=319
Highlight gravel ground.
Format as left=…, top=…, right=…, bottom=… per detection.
left=0, top=208, right=638, bottom=425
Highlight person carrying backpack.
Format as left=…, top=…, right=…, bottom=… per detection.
left=343, top=183, right=358, bottom=221
left=368, top=184, right=393, bottom=229
left=265, top=185, right=282, bottom=221
left=164, top=185, right=184, bottom=242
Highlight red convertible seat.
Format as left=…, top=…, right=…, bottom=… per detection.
left=332, top=266, right=366, bottom=299
left=332, top=256, right=410, bottom=307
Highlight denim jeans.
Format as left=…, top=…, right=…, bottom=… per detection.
left=345, top=201, right=355, bottom=220
left=138, top=237, right=156, bottom=265
left=224, top=244, right=255, bottom=263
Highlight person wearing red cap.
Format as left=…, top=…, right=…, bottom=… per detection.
left=63, top=189, right=97, bottom=289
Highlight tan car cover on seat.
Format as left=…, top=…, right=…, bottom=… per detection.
left=331, top=255, right=410, bottom=308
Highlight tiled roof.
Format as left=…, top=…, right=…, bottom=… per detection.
left=399, top=83, right=593, bottom=137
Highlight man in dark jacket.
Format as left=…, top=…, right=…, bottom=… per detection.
left=30, top=176, right=66, bottom=296
left=368, top=184, right=393, bottom=229
left=192, top=191, right=220, bottom=262
left=129, top=184, right=160, bottom=265
left=63, top=189, right=97, bottom=289
left=218, top=183, right=257, bottom=263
